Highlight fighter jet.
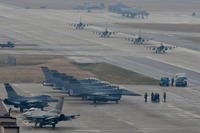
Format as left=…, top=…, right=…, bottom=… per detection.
left=62, top=78, right=141, bottom=104
left=79, top=88, right=140, bottom=104
left=0, top=41, right=15, bottom=48
left=146, top=43, right=176, bottom=54
left=70, top=17, right=89, bottom=30
left=93, top=26, right=117, bottom=38
left=23, top=97, right=80, bottom=128
left=41, top=67, right=55, bottom=86
left=83, top=92, right=122, bottom=104
left=125, top=34, right=148, bottom=45
left=41, top=67, right=75, bottom=90
left=3, top=83, right=57, bottom=112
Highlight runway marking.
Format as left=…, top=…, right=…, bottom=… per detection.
left=167, top=103, right=200, bottom=119
left=117, top=118, right=135, bottom=126
left=124, top=121, right=135, bottom=126
left=73, top=129, right=100, bottom=132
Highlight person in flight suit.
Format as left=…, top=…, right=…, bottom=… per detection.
left=163, top=92, right=166, bottom=102
left=171, top=77, right=174, bottom=86
left=151, top=92, right=154, bottom=102
left=144, top=92, right=148, bottom=103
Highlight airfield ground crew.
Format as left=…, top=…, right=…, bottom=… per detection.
left=144, top=92, right=148, bottom=103
left=152, top=93, right=160, bottom=103
left=157, top=93, right=160, bottom=102
left=151, top=92, right=154, bottom=102
left=163, top=92, right=166, bottom=102
left=155, top=93, right=160, bottom=103
left=171, top=77, right=174, bottom=86
left=8, top=108, right=11, bottom=116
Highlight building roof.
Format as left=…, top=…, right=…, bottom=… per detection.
left=0, top=99, right=8, bottom=116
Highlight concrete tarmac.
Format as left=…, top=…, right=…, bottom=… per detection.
left=1, top=83, right=200, bottom=133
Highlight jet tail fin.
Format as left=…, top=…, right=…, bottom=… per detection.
left=50, top=97, right=64, bottom=114
left=41, top=67, right=52, bottom=84
left=4, top=83, right=18, bottom=98
left=41, top=66, right=49, bottom=79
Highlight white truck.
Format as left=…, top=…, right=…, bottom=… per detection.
left=174, top=73, right=188, bottom=87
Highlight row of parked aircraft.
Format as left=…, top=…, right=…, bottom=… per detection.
left=2, top=65, right=141, bottom=128
left=69, top=19, right=177, bottom=54
left=41, top=67, right=141, bottom=104
left=0, top=41, right=15, bottom=48
left=3, top=83, right=79, bottom=128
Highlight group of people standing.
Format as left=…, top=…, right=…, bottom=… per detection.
left=144, top=92, right=166, bottom=103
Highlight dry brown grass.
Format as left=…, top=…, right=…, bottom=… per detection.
left=0, top=55, right=93, bottom=83
left=75, top=63, right=158, bottom=85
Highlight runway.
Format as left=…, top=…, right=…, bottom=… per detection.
left=104, top=56, right=200, bottom=86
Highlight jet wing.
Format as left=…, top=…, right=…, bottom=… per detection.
left=26, top=115, right=47, bottom=120
left=93, top=30, right=117, bottom=36
left=31, top=95, right=58, bottom=102
left=164, top=45, right=177, bottom=50
left=26, top=99, right=41, bottom=103
left=120, top=89, right=141, bottom=96
left=146, top=43, right=176, bottom=50
left=89, top=89, right=141, bottom=96
left=80, top=92, right=109, bottom=96
left=83, top=91, right=118, bottom=96
left=23, top=113, right=48, bottom=123
left=90, top=92, right=109, bottom=96
left=24, top=99, right=48, bottom=108
left=4, top=99, right=21, bottom=105
left=46, top=114, right=80, bottom=121
left=146, top=45, right=158, bottom=50
left=25, top=114, right=80, bottom=124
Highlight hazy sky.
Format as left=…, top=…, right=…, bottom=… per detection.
left=0, top=0, right=199, bottom=12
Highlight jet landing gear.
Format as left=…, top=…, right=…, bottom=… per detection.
left=39, top=123, right=43, bottom=128
left=93, top=100, right=97, bottom=104
left=92, top=100, right=119, bottom=104
left=52, top=124, right=56, bottom=128
left=34, top=122, right=38, bottom=127
left=20, top=107, right=24, bottom=112
left=35, top=122, right=56, bottom=128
